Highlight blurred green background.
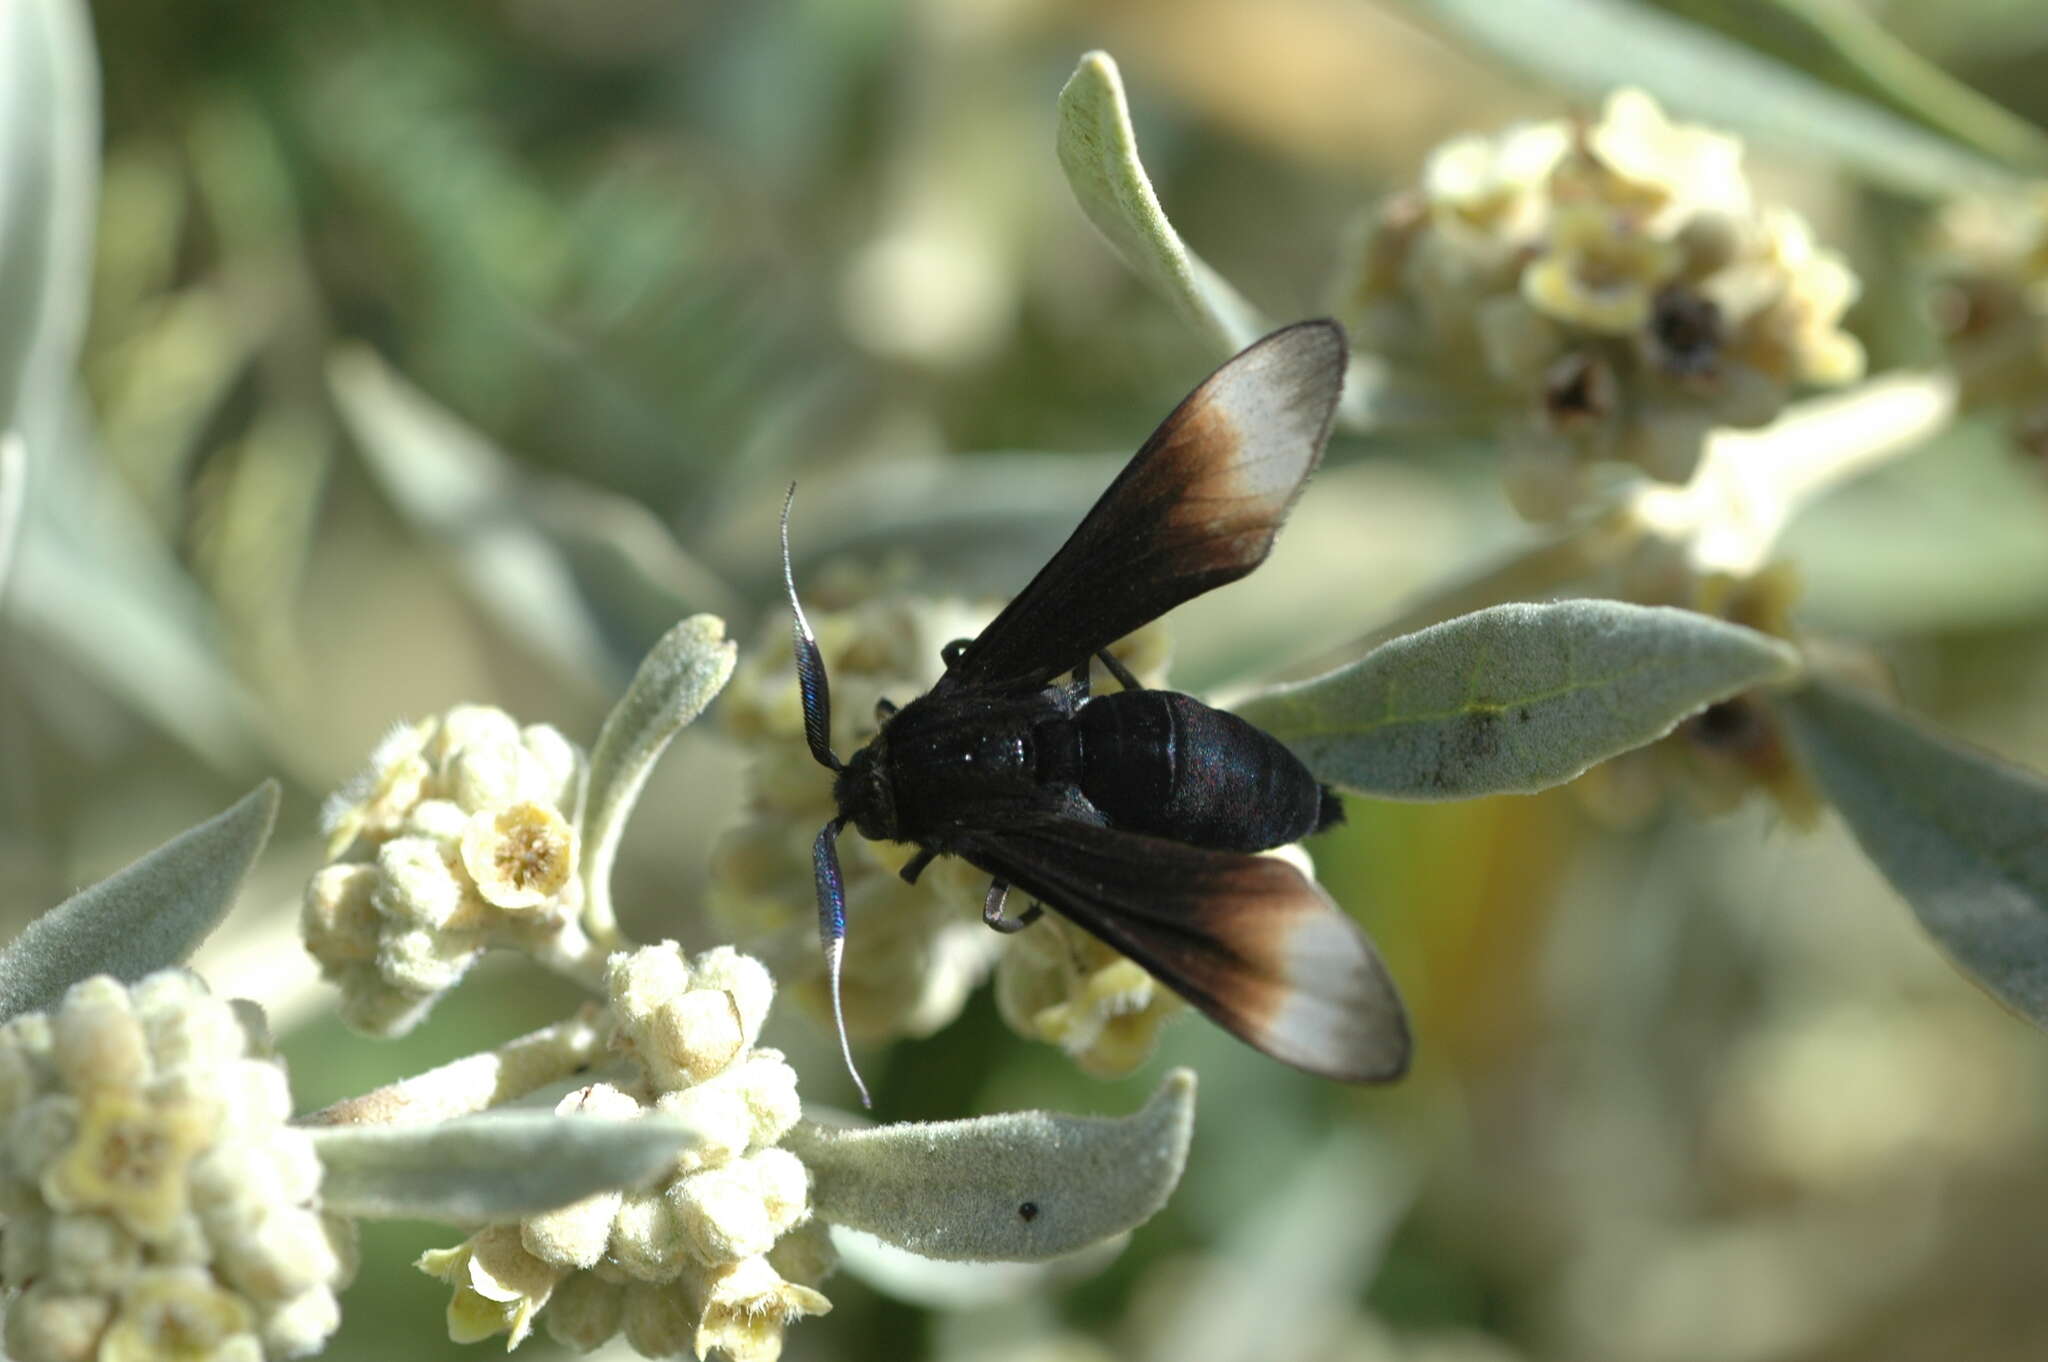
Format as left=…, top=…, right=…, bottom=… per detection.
left=8, top=0, right=2048, bottom=1359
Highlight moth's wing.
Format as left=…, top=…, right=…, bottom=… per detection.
left=939, top=320, right=1347, bottom=694
left=951, top=816, right=1409, bottom=1082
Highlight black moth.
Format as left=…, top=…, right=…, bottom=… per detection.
left=782, top=320, right=1410, bottom=1104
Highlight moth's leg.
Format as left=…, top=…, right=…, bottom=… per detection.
left=899, top=846, right=937, bottom=885
left=874, top=697, right=897, bottom=724
left=1096, top=649, right=1143, bottom=692
left=982, top=880, right=1044, bottom=934
left=941, top=638, right=972, bottom=669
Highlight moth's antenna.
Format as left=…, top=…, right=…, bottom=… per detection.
left=811, top=816, right=871, bottom=1107
left=782, top=484, right=841, bottom=773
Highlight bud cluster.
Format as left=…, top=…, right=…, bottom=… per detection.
left=1929, top=184, right=2048, bottom=459
left=0, top=973, right=353, bottom=1362
left=418, top=943, right=830, bottom=1362
left=304, top=705, right=587, bottom=1034
left=1344, top=88, right=1864, bottom=518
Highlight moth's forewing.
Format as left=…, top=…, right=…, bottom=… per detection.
left=940, top=320, right=1348, bottom=695
left=955, top=816, right=1410, bottom=1083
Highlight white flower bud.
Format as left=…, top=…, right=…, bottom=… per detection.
left=51, top=977, right=150, bottom=1095
left=400, top=797, right=470, bottom=843
left=690, top=946, right=775, bottom=1048
left=372, top=837, right=469, bottom=927
left=672, top=1160, right=777, bottom=1265
left=622, top=1279, right=696, bottom=1359
left=46, top=1213, right=142, bottom=1294
left=258, top=1285, right=341, bottom=1360
left=2, top=1284, right=113, bottom=1362
left=543, top=1272, right=625, bottom=1352
left=301, top=865, right=380, bottom=964
left=428, top=705, right=521, bottom=770
left=521, top=723, right=583, bottom=807
left=606, top=1190, right=687, bottom=1283
left=608, top=941, right=694, bottom=1030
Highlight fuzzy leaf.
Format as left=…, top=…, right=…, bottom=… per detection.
left=1784, top=679, right=2048, bottom=1026
left=311, top=1112, right=702, bottom=1223
left=0, top=433, right=22, bottom=596
left=1056, top=52, right=1265, bottom=355
left=1237, top=601, right=1800, bottom=799
left=1410, top=0, right=2012, bottom=198
left=0, top=0, right=98, bottom=433
left=787, top=1069, right=1195, bottom=1262
left=327, top=345, right=622, bottom=690
left=0, top=782, right=279, bottom=1020
left=581, top=615, right=738, bottom=934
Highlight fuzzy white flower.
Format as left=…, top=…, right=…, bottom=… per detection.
left=419, top=943, right=828, bottom=1361
left=0, top=973, right=352, bottom=1362
left=307, top=705, right=590, bottom=1034
left=1345, top=87, right=1864, bottom=513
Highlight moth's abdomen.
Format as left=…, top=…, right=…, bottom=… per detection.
left=1073, top=690, right=1324, bottom=852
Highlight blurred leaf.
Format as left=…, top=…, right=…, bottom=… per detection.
left=327, top=345, right=624, bottom=691
left=1238, top=601, right=1800, bottom=799
left=12, top=410, right=270, bottom=771
left=0, top=433, right=21, bottom=596
left=582, top=615, right=738, bottom=937
left=1409, top=0, right=2013, bottom=197
left=0, top=0, right=97, bottom=434
left=1784, top=416, right=2048, bottom=636
left=0, top=782, right=279, bottom=1020
left=311, top=1112, right=702, bottom=1223
left=787, top=1068, right=1195, bottom=1262
left=1784, top=678, right=2048, bottom=1027
left=1754, top=0, right=2048, bottom=171
left=1057, top=51, right=1267, bottom=355
left=1138, top=1131, right=1414, bottom=1362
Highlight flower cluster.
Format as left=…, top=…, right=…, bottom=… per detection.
left=709, top=575, right=1182, bottom=1077
left=304, top=705, right=588, bottom=1034
left=1929, top=184, right=2048, bottom=458
left=1344, top=88, right=1864, bottom=518
left=417, top=942, right=828, bottom=1362
left=0, top=972, right=353, bottom=1362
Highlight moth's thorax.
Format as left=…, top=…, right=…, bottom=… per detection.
left=838, top=687, right=1067, bottom=843
left=833, top=740, right=898, bottom=841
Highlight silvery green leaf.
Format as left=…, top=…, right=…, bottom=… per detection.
left=311, top=1112, right=702, bottom=1223
left=1056, top=52, right=1266, bottom=355
left=581, top=615, right=738, bottom=936
left=0, top=782, right=279, bottom=1020
left=786, top=1068, right=1195, bottom=1263
left=831, top=1228, right=1127, bottom=1308
left=11, top=420, right=268, bottom=770
left=1784, top=678, right=2048, bottom=1027
left=1236, top=601, right=1800, bottom=799
left=1411, top=0, right=2012, bottom=198
left=0, top=0, right=98, bottom=433
left=0, top=433, right=22, bottom=595
left=327, top=345, right=621, bottom=690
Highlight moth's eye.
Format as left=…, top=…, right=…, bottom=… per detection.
left=1018, top=1201, right=1039, bottom=1222
left=874, top=698, right=898, bottom=724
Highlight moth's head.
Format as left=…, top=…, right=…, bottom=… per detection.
left=833, top=736, right=898, bottom=842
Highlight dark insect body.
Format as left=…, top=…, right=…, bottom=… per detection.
left=783, top=321, right=1411, bottom=1105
